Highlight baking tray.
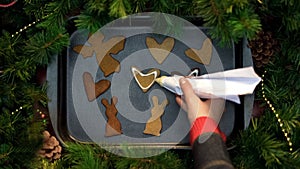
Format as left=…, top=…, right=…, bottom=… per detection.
left=47, top=15, right=254, bottom=148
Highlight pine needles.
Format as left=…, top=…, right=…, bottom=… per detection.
left=61, top=142, right=184, bottom=169
left=194, top=0, right=261, bottom=46
left=232, top=115, right=300, bottom=169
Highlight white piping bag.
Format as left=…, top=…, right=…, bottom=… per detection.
left=155, top=67, right=261, bottom=104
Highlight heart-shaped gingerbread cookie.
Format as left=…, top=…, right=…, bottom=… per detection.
left=83, top=72, right=111, bottom=101
left=131, top=67, right=160, bottom=92
left=146, top=37, right=175, bottom=64
left=185, top=38, right=212, bottom=65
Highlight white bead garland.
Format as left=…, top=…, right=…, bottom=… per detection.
left=261, top=71, right=293, bottom=152
left=11, top=106, right=22, bottom=115
left=11, top=13, right=52, bottom=38
left=11, top=106, right=47, bottom=124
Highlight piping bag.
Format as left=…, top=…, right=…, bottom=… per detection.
left=155, top=67, right=261, bottom=104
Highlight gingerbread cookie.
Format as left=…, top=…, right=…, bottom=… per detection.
left=83, top=72, right=111, bottom=102
left=144, top=96, right=169, bottom=136
left=131, top=67, right=160, bottom=93
left=146, top=37, right=175, bottom=64
left=73, top=32, right=125, bottom=77
left=101, top=96, right=122, bottom=137
left=100, top=53, right=121, bottom=77
left=185, top=38, right=212, bottom=65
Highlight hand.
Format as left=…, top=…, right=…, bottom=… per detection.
left=175, top=78, right=225, bottom=125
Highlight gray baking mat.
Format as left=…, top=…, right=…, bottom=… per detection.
left=66, top=29, right=235, bottom=145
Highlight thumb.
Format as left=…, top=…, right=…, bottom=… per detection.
left=179, top=78, right=199, bottom=107
left=179, top=78, right=195, bottom=97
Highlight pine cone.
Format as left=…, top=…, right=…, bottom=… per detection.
left=248, top=31, right=279, bottom=69
left=38, top=131, right=62, bottom=161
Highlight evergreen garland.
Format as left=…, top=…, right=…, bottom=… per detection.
left=193, top=0, right=261, bottom=45
left=51, top=142, right=185, bottom=169
left=1, top=0, right=300, bottom=168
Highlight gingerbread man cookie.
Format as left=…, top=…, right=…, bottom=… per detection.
left=143, top=96, right=169, bottom=136
left=73, top=32, right=125, bottom=77
left=101, top=96, right=122, bottom=137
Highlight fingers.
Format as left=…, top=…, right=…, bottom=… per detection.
left=179, top=78, right=199, bottom=107
left=194, top=91, right=215, bottom=98
left=179, top=78, right=194, bottom=96
left=175, top=95, right=188, bottom=112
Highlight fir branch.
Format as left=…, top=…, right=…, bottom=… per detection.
left=114, top=150, right=184, bottom=169
left=40, top=0, right=82, bottom=28
left=280, top=2, right=300, bottom=32
left=260, top=136, right=288, bottom=167
left=0, top=109, right=21, bottom=142
left=282, top=13, right=300, bottom=32
left=226, top=8, right=261, bottom=41
left=231, top=118, right=292, bottom=169
left=0, top=83, right=17, bottom=108
left=24, top=0, right=48, bottom=19
left=263, top=63, right=299, bottom=103
left=280, top=0, right=296, bottom=6
left=152, top=0, right=170, bottom=12
left=277, top=103, right=300, bottom=133
left=74, top=12, right=112, bottom=33
left=0, top=108, right=44, bottom=169
left=109, top=0, right=132, bottom=17
left=280, top=31, right=300, bottom=69
left=32, top=158, right=64, bottom=169
left=194, top=0, right=231, bottom=45
left=150, top=0, right=193, bottom=14
left=172, top=0, right=195, bottom=16
left=63, top=142, right=114, bottom=169
left=24, top=27, right=69, bottom=66
left=194, top=0, right=225, bottom=26
left=3, top=58, right=36, bottom=83
left=194, top=0, right=261, bottom=45
left=0, top=144, right=13, bottom=165
left=0, top=31, right=24, bottom=65
left=261, top=0, right=300, bottom=32
left=85, top=0, right=108, bottom=16
left=131, top=0, right=148, bottom=13
left=20, top=83, right=48, bottom=108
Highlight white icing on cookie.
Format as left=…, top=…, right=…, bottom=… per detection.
left=131, top=67, right=159, bottom=92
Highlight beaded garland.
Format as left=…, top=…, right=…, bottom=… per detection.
left=261, top=71, right=293, bottom=152
left=11, top=106, right=23, bottom=115
left=11, top=106, right=47, bottom=124
left=11, top=13, right=52, bottom=38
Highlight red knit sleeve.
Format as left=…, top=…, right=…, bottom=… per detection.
left=189, top=117, right=226, bottom=145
